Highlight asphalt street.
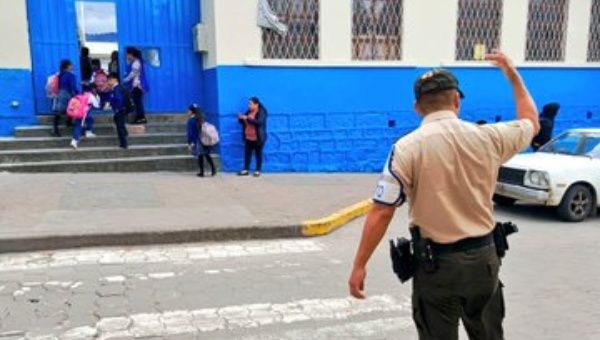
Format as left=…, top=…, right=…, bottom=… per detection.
left=0, top=205, right=599, bottom=339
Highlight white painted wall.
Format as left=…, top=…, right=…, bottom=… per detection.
left=200, top=0, right=218, bottom=68
left=0, top=0, right=31, bottom=69
left=501, top=0, right=529, bottom=63
left=202, top=0, right=261, bottom=68
left=202, top=0, right=598, bottom=68
left=320, top=0, right=352, bottom=62
left=565, top=0, right=592, bottom=64
left=403, top=0, right=458, bottom=66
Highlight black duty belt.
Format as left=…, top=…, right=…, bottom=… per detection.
left=429, top=233, right=494, bottom=255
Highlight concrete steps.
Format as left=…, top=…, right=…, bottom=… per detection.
left=14, top=123, right=186, bottom=138
left=0, top=114, right=219, bottom=173
left=0, top=133, right=187, bottom=150
left=36, top=113, right=187, bottom=125
left=0, top=155, right=201, bottom=173
left=0, top=144, right=188, bottom=163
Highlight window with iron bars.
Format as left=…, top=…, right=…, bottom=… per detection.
left=455, top=0, right=503, bottom=61
left=525, top=0, right=569, bottom=62
left=588, top=0, right=600, bottom=62
left=352, top=0, right=404, bottom=61
left=261, top=0, right=319, bottom=60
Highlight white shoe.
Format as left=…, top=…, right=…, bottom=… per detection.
left=70, top=139, right=79, bottom=150
left=85, top=131, right=97, bottom=138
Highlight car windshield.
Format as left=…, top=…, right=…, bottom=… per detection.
left=539, top=132, right=600, bottom=158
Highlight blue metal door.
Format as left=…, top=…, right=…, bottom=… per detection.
left=28, top=0, right=203, bottom=114
left=27, top=0, right=80, bottom=114
left=116, top=0, right=203, bottom=112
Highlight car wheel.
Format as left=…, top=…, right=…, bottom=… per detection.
left=557, top=184, right=594, bottom=222
left=493, top=194, right=517, bottom=207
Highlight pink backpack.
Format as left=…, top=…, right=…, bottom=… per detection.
left=66, top=94, right=91, bottom=119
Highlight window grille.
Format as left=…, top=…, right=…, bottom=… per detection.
left=352, top=0, right=404, bottom=60
left=525, top=0, right=569, bottom=62
left=262, top=0, right=319, bottom=60
left=588, top=0, right=600, bottom=62
left=455, top=0, right=503, bottom=61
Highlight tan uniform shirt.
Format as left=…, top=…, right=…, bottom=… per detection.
left=373, top=110, right=535, bottom=243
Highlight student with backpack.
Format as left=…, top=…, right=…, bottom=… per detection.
left=187, top=104, right=218, bottom=177
left=107, top=73, right=134, bottom=149
left=49, top=60, right=79, bottom=137
left=67, top=84, right=100, bottom=149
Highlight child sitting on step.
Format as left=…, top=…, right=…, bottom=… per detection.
left=69, top=84, right=100, bottom=150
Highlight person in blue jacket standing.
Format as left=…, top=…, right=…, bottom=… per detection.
left=124, top=47, right=149, bottom=124
left=53, top=59, right=79, bottom=137
left=187, top=104, right=216, bottom=177
left=107, top=73, right=131, bottom=149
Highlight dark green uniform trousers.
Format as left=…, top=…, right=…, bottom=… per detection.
left=412, top=245, right=504, bottom=340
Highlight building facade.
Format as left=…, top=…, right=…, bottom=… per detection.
left=1, top=0, right=600, bottom=172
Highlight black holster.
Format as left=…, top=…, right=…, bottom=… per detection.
left=390, top=227, right=436, bottom=283
left=492, top=221, right=519, bottom=258
left=389, top=237, right=414, bottom=283
left=390, top=222, right=518, bottom=283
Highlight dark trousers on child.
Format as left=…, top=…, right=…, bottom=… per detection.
left=244, top=140, right=263, bottom=172
left=72, top=116, right=94, bottom=141
left=53, top=112, right=73, bottom=136
left=132, top=88, right=146, bottom=123
left=198, top=145, right=216, bottom=176
left=113, top=111, right=128, bottom=148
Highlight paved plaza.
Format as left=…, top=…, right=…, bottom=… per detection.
left=0, top=204, right=598, bottom=339
left=0, top=173, right=375, bottom=251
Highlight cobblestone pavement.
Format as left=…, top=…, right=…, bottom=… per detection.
left=0, top=206, right=599, bottom=339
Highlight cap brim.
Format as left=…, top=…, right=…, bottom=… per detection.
left=458, top=89, right=465, bottom=99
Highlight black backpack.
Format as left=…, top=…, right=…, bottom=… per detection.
left=118, top=85, right=136, bottom=114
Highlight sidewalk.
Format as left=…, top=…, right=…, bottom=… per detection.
left=0, top=172, right=376, bottom=252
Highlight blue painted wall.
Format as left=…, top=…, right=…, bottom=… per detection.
left=212, top=66, right=600, bottom=172
left=0, top=69, right=35, bottom=136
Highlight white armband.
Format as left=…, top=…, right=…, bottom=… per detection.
left=372, top=149, right=406, bottom=207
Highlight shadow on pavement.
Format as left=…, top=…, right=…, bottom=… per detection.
left=495, top=204, right=600, bottom=223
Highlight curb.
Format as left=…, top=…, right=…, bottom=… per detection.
left=301, top=199, right=373, bottom=236
left=0, top=225, right=302, bottom=254
left=0, top=200, right=372, bottom=254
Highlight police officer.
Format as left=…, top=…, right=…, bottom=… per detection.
left=348, top=52, right=540, bottom=340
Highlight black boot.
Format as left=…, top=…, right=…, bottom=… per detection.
left=197, top=156, right=205, bottom=177
left=53, top=114, right=62, bottom=137
left=206, top=155, right=216, bottom=177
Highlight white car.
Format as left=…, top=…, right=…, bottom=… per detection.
left=494, top=129, right=600, bottom=222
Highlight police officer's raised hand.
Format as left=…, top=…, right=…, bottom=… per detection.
left=485, top=51, right=515, bottom=75
left=348, top=266, right=367, bottom=299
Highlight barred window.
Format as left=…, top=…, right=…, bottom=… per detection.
left=588, top=0, right=600, bottom=62
left=455, top=0, right=503, bottom=61
left=262, top=0, right=319, bottom=60
left=352, top=0, right=404, bottom=61
left=525, top=0, right=569, bottom=62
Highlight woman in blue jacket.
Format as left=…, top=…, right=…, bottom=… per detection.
left=238, top=97, right=268, bottom=177
left=53, top=59, right=79, bottom=137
